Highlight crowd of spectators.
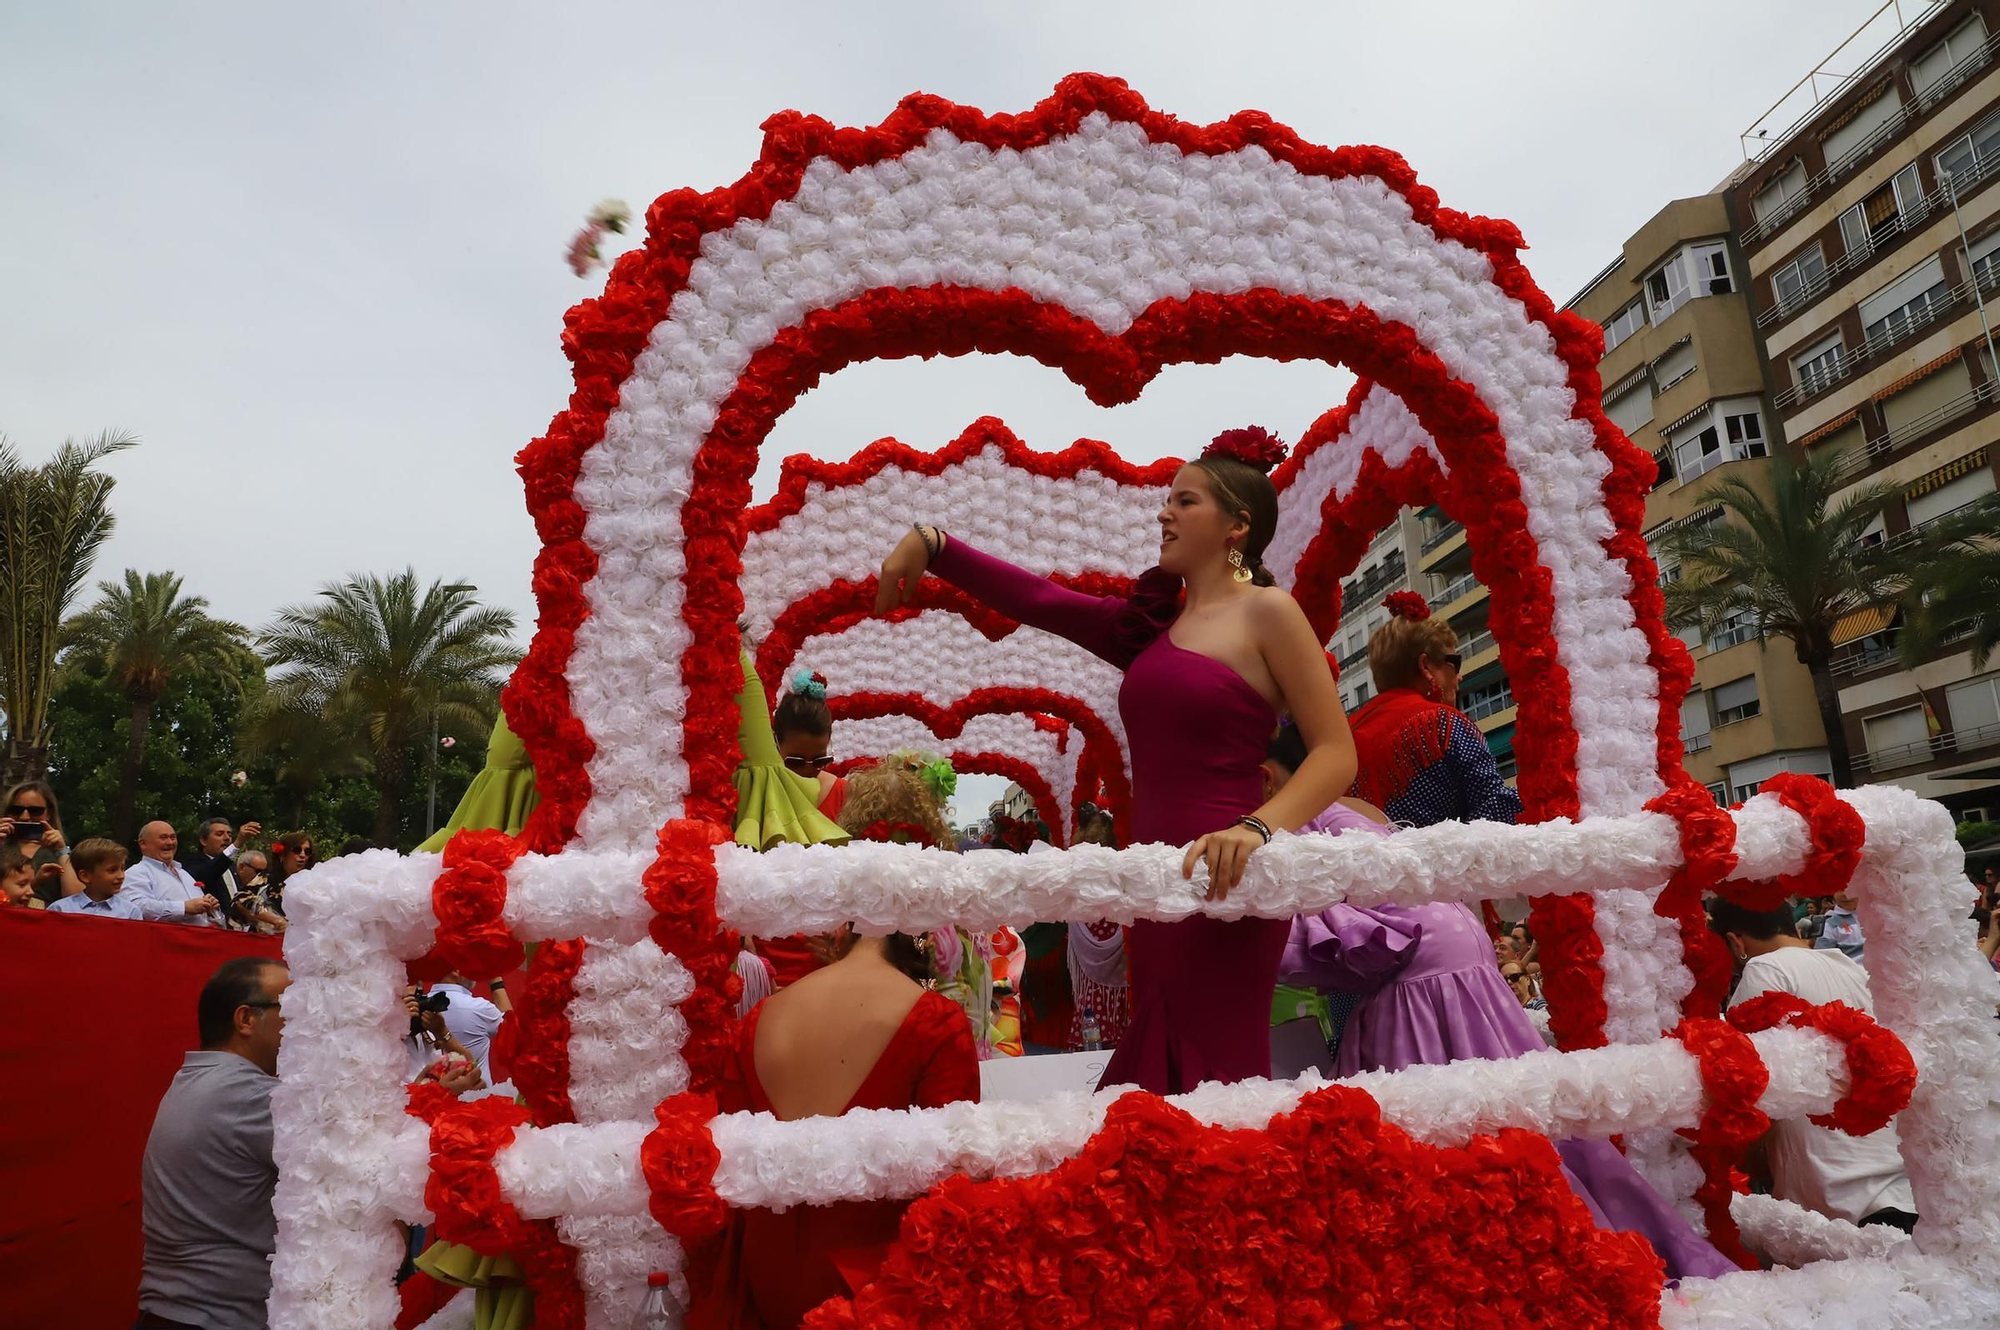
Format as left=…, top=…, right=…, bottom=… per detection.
left=0, top=777, right=343, bottom=934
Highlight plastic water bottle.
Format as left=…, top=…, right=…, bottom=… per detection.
left=1080, top=1006, right=1102, bottom=1052
left=633, top=1273, right=684, bottom=1329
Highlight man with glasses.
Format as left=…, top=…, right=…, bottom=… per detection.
left=178, top=816, right=262, bottom=924
left=126, top=821, right=223, bottom=926
left=137, top=957, right=290, bottom=1330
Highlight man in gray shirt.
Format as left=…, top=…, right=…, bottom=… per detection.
left=137, top=955, right=289, bottom=1330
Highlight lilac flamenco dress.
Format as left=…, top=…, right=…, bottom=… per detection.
left=930, top=538, right=1284, bottom=1093
left=1284, top=803, right=1738, bottom=1280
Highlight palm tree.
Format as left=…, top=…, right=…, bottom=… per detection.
left=0, top=431, right=135, bottom=785
left=260, top=571, right=518, bottom=845
left=1657, top=448, right=1911, bottom=788
left=61, top=570, right=251, bottom=842
left=239, top=691, right=374, bottom=828
left=1897, top=492, right=2000, bottom=670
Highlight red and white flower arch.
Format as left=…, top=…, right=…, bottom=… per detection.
left=264, top=79, right=2000, bottom=1330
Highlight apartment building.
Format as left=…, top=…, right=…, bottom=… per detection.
left=1727, top=0, right=2000, bottom=819
left=1566, top=196, right=1833, bottom=804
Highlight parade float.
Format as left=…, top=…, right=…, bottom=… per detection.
left=264, top=76, right=2000, bottom=1328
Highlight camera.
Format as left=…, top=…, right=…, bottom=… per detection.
left=10, top=820, right=45, bottom=842
left=409, top=986, right=451, bottom=1036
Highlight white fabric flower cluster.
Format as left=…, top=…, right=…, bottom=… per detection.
left=566, top=113, right=1667, bottom=855
left=739, top=439, right=1166, bottom=644
left=1264, top=384, right=1439, bottom=593
left=269, top=781, right=2000, bottom=1327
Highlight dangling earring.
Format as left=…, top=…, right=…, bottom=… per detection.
left=1228, top=547, right=1252, bottom=583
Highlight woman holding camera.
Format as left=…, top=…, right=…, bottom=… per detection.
left=1, top=780, right=82, bottom=902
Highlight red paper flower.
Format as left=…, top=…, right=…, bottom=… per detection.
left=1670, top=1015, right=1770, bottom=1269
left=642, top=1090, right=728, bottom=1243
left=431, top=828, right=526, bottom=980
left=1201, top=424, right=1288, bottom=473
left=1382, top=590, right=1431, bottom=621
left=1727, top=994, right=1917, bottom=1137
left=1717, top=775, right=1867, bottom=912
left=857, top=820, right=939, bottom=848
left=805, top=1085, right=1663, bottom=1326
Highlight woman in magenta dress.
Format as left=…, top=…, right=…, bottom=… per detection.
left=875, top=427, right=1357, bottom=1093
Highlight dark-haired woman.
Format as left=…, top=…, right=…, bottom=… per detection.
left=1, top=779, right=82, bottom=902
left=697, top=772, right=978, bottom=1329
left=772, top=670, right=846, bottom=821
left=875, top=428, right=1357, bottom=1093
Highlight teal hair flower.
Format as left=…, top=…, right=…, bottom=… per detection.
left=789, top=671, right=828, bottom=701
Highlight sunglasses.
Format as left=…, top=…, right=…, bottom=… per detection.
left=1439, top=653, right=1463, bottom=671
left=5, top=804, right=47, bottom=817
left=783, top=754, right=836, bottom=775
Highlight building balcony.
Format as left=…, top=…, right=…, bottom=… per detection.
left=1420, top=519, right=1464, bottom=554
left=1827, top=379, right=2000, bottom=484
left=1431, top=568, right=1484, bottom=613
left=1740, top=29, right=2000, bottom=251
left=1856, top=717, right=2000, bottom=776
left=1756, top=141, right=2000, bottom=332
left=1683, top=730, right=1714, bottom=754
left=1772, top=275, right=1997, bottom=414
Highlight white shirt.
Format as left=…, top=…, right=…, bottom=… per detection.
left=46, top=889, right=145, bottom=920
left=125, top=856, right=218, bottom=926
left=404, top=983, right=505, bottom=1093
left=1728, top=945, right=1916, bottom=1223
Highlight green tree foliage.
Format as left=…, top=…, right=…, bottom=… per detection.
left=1659, top=449, right=1913, bottom=788
left=1897, top=493, right=2000, bottom=672
left=61, top=570, right=251, bottom=842
left=259, top=570, right=517, bottom=845
left=0, top=431, right=134, bottom=785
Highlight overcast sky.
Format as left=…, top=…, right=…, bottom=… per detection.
left=1, top=1, right=1901, bottom=815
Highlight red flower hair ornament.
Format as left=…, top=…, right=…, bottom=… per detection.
left=1202, top=425, right=1288, bottom=474
left=1384, top=590, right=1432, bottom=621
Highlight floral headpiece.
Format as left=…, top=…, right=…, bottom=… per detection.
left=789, top=670, right=828, bottom=701
left=857, top=819, right=939, bottom=848
left=1202, top=425, right=1288, bottom=474
left=918, top=757, right=957, bottom=803
left=1383, top=591, right=1432, bottom=621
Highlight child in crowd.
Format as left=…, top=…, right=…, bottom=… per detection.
left=47, top=838, right=144, bottom=919
left=0, top=842, right=35, bottom=907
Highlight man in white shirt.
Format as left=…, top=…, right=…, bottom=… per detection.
left=1709, top=897, right=1917, bottom=1230
left=126, top=821, right=222, bottom=926
left=403, top=971, right=506, bottom=1094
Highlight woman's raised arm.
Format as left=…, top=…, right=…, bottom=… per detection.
left=876, top=525, right=1134, bottom=665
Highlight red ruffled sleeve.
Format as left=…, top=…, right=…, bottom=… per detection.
left=910, top=990, right=982, bottom=1109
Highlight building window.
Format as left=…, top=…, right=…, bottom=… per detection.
left=1964, top=226, right=2000, bottom=290
left=1772, top=244, right=1828, bottom=314
left=1713, top=674, right=1761, bottom=726
left=1705, top=781, right=1730, bottom=807
left=1645, top=243, right=1733, bottom=323
left=1822, top=84, right=1906, bottom=170
left=1838, top=164, right=1926, bottom=261
left=1605, top=377, right=1654, bottom=436
left=1725, top=409, right=1767, bottom=460
left=1937, top=107, right=2000, bottom=188
left=1647, top=255, right=1692, bottom=322
left=1675, top=424, right=1725, bottom=482
left=1681, top=689, right=1711, bottom=751
left=1865, top=705, right=1932, bottom=768
left=1708, top=610, right=1761, bottom=655
left=1911, top=14, right=1989, bottom=100
left=1946, top=671, right=2000, bottom=746
left=1906, top=464, right=1997, bottom=529
left=1692, top=242, right=1733, bottom=296
left=1752, top=161, right=1809, bottom=225
left=1651, top=446, right=1675, bottom=490
left=1859, top=254, right=1949, bottom=349
left=1602, top=299, right=1646, bottom=352
left=1792, top=333, right=1846, bottom=396
left=1654, top=340, right=1698, bottom=391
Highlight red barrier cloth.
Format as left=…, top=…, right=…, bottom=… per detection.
left=0, top=909, right=283, bottom=1330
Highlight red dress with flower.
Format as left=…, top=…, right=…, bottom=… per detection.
left=697, top=989, right=980, bottom=1328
